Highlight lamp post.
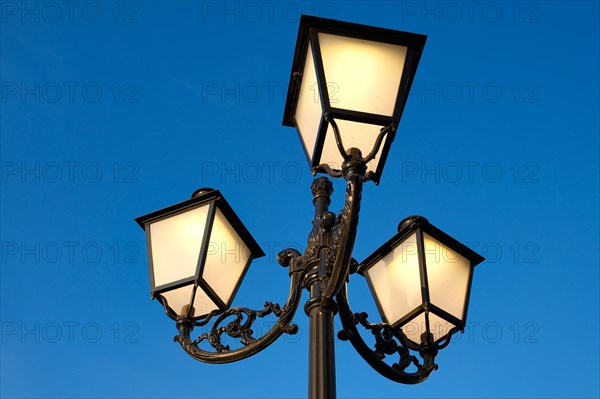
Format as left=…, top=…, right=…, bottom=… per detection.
left=136, top=15, right=485, bottom=399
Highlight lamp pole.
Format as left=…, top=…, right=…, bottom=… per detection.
left=305, top=177, right=336, bottom=398
left=135, top=15, right=486, bottom=399
left=305, top=147, right=366, bottom=398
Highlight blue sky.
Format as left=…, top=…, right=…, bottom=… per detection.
left=1, top=1, right=599, bottom=398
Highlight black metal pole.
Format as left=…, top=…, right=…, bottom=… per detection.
left=305, top=177, right=336, bottom=399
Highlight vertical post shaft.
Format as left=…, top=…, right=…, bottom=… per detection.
left=308, top=303, right=336, bottom=399
left=306, top=177, right=336, bottom=399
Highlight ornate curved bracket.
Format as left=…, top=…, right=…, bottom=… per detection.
left=322, top=164, right=363, bottom=303
left=336, top=284, right=439, bottom=384
left=170, top=259, right=304, bottom=364
left=188, top=302, right=297, bottom=352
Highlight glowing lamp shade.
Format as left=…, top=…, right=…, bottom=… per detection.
left=283, top=15, right=427, bottom=184
left=135, top=189, right=264, bottom=318
left=361, top=216, right=484, bottom=346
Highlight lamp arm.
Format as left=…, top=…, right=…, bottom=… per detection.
left=336, top=284, right=438, bottom=384
left=321, top=175, right=361, bottom=302
left=172, top=269, right=303, bottom=364
left=321, top=155, right=365, bottom=303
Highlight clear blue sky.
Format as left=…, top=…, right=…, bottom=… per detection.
left=1, top=1, right=599, bottom=398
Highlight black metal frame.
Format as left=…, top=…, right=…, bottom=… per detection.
left=135, top=189, right=265, bottom=318
left=282, top=15, right=427, bottom=184
left=359, top=215, right=485, bottom=345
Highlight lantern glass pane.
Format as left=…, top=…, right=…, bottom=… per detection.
left=162, top=285, right=219, bottom=317
left=322, top=119, right=388, bottom=172
left=149, top=205, right=210, bottom=288
left=202, top=208, right=251, bottom=306
left=428, top=312, right=457, bottom=343
left=364, top=233, right=421, bottom=325
left=424, top=233, right=471, bottom=321
left=318, top=33, right=407, bottom=116
left=402, top=312, right=425, bottom=344
left=295, top=42, right=322, bottom=163
left=402, top=312, right=457, bottom=344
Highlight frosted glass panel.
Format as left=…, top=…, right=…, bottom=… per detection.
left=428, top=312, right=457, bottom=342
left=402, top=313, right=425, bottom=344
left=424, top=233, right=471, bottom=320
left=401, top=313, right=457, bottom=344
left=365, top=233, right=421, bottom=325
left=318, top=33, right=407, bottom=116
left=321, top=119, right=388, bottom=173
left=149, top=205, right=210, bottom=288
left=203, top=208, right=251, bottom=305
left=295, top=42, right=323, bottom=162
left=162, top=285, right=219, bottom=317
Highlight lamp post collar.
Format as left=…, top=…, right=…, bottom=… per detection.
left=341, top=148, right=367, bottom=181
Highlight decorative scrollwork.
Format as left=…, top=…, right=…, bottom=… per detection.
left=322, top=161, right=363, bottom=302
left=327, top=218, right=341, bottom=272
left=172, top=265, right=304, bottom=364
left=336, top=284, right=438, bottom=384
left=277, top=248, right=301, bottom=267
left=190, top=302, right=298, bottom=352
left=349, top=312, right=425, bottom=373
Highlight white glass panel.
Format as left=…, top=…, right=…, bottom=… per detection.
left=364, top=233, right=421, bottom=325
left=402, top=313, right=425, bottom=345
left=162, top=285, right=219, bottom=317
left=295, top=42, right=323, bottom=163
left=424, top=233, right=471, bottom=321
left=192, top=287, right=220, bottom=317
left=401, top=313, right=457, bottom=344
left=428, top=312, right=456, bottom=342
left=321, top=119, right=388, bottom=173
left=318, top=33, right=407, bottom=116
left=149, top=205, right=210, bottom=288
left=202, top=208, right=251, bottom=306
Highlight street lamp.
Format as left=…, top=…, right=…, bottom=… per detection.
left=135, top=188, right=264, bottom=319
left=360, top=216, right=484, bottom=346
left=282, top=15, right=427, bottom=184
left=136, top=15, right=484, bottom=399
